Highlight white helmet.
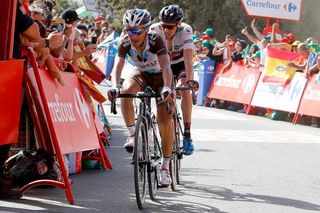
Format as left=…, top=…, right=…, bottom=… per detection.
left=123, top=9, right=151, bottom=28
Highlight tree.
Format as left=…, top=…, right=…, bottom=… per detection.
left=105, top=0, right=320, bottom=42
left=55, top=0, right=79, bottom=15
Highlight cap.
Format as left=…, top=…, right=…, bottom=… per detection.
left=228, top=41, right=236, bottom=46
left=61, top=9, right=80, bottom=24
left=252, top=51, right=261, bottom=59
left=283, top=33, right=295, bottom=44
left=263, top=35, right=271, bottom=42
left=203, top=28, right=214, bottom=37
left=201, top=35, right=211, bottom=41
left=202, top=40, right=211, bottom=48
left=236, top=39, right=248, bottom=50
left=193, top=36, right=200, bottom=43
left=250, top=44, right=259, bottom=51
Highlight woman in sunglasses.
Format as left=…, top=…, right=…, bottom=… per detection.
left=107, top=9, right=174, bottom=186
left=150, top=5, right=198, bottom=156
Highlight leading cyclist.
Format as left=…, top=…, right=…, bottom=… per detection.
left=150, top=5, right=198, bottom=155
left=107, top=9, right=174, bottom=186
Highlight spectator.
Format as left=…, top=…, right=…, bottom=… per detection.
left=203, top=27, right=216, bottom=45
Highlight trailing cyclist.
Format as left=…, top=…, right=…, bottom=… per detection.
left=150, top=5, right=198, bottom=156
left=107, top=9, right=175, bottom=186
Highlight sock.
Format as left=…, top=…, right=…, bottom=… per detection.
left=127, top=124, right=135, bottom=137
left=162, top=157, right=170, bottom=171
left=184, top=122, right=191, bottom=138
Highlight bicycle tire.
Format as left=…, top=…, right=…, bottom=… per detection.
left=148, top=121, right=161, bottom=200
left=133, top=118, right=147, bottom=209
left=175, top=115, right=183, bottom=185
left=170, top=120, right=178, bottom=191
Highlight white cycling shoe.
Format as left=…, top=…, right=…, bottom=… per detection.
left=123, top=136, right=134, bottom=153
left=159, top=169, right=172, bottom=187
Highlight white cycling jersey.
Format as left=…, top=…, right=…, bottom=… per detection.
left=150, top=22, right=193, bottom=65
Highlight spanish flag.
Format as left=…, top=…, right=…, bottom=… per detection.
left=262, top=47, right=300, bottom=85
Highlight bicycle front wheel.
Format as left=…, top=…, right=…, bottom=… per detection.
left=134, top=118, right=147, bottom=209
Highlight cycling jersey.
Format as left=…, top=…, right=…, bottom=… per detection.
left=150, top=22, right=193, bottom=65
left=117, top=32, right=167, bottom=74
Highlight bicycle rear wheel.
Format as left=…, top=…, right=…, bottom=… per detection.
left=134, top=118, right=147, bottom=209
left=175, top=127, right=183, bottom=185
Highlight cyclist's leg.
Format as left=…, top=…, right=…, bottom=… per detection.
left=176, top=71, right=194, bottom=155
left=150, top=73, right=175, bottom=186
left=120, top=70, right=145, bottom=151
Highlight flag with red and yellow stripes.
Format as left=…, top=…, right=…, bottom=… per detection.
left=262, top=47, right=300, bottom=85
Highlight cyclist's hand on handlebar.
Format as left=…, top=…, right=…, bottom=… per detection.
left=107, top=87, right=120, bottom=102
left=161, top=86, right=173, bottom=102
left=186, top=80, right=199, bottom=91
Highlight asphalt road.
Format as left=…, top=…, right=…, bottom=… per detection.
left=1, top=99, right=320, bottom=213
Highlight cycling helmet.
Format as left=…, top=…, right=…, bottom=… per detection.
left=123, top=9, right=151, bottom=28
left=159, top=5, right=184, bottom=23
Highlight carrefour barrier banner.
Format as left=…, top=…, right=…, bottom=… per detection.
left=197, top=59, right=215, bottom=106
left=240, top=0, right=302, bottom=21
left=208, top=62, right=261, bottom=104
left=263, top=47, right=300, bottom=86
left=297, top=74, right=320, bottom=117
left=0, top=60, right=24, bottom=145
left=251, top=72, right=307, bottom=112
left=27, top=69, right=100, bottom=154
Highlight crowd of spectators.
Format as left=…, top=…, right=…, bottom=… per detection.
left=0, top=0, right=115, bottom=199
left=192, top=20, right=320, bottom=124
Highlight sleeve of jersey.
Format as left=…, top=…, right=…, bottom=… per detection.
left=154, top=35, right=168, bottom=56
left=117, top=41, right=128, bottom=58
left=183, top=25, right=194, bottom=50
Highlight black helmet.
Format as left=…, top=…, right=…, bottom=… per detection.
left=159, top=5, right=184, bottom=23
left=123, top=9, right=151, bottom=28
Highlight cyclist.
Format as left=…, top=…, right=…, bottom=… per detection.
left=107, top=9, right=174, bottom=186
left=150, top=5, right=198, bottom=155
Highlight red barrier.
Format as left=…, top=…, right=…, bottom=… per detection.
left=294, top=74, right=320, bottom=124
left=207, top=62, right=261, bottom=105
left=0, top=60, right=24, bottom=145
left=22, top=49, right=112, bottom=204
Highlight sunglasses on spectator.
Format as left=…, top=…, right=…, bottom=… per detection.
left=125, top=28, right=145, bottom=36
left=161, top=23, right=177, bottom=30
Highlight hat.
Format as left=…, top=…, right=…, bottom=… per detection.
left=202, top=40, right=211, bottom=48
left=203, top=28, right=214, bottom=37
left=77, top=24, right=88, bottom=32
left=263, top=35, right=271, bottom=42
left=292, top=40, right=301, bottom=47
left=61, top=9, right=80, bottom=23
left=228, top=41, right=236, bottom=46
left=29, top=5, right=43, bottom=14
left=283, top=33, right=295, bottom=44
left=252, top=51, right=261, bottom=59
left=193, top=36, right=200, bottom=43
left=250, top=44, right=259, bottom=51
left=236, top=39, right=248, bottom=50
left=201, top=35, right=211, bottom=41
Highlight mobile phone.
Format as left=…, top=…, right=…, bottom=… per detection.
left=56, top=23, right=65, bottom=32
left=91, top=37, right=97, bottom=44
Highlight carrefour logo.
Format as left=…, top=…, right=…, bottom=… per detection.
left=242, top=74, right=256, bottom=94
left=284, top=2, right=298, bottom=12
left=74, top=88, right=91, bottom=129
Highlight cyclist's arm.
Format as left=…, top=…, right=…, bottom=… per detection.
left=184, top=49, right=194, bottom=81
left=158, top=54, right=173, bottom=88
left=111, top=55, right=125, bottom=87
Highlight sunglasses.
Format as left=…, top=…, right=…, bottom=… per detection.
left=161, top=24, right=177, bottom=30
left=126, top=28, right=145, bottom=36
